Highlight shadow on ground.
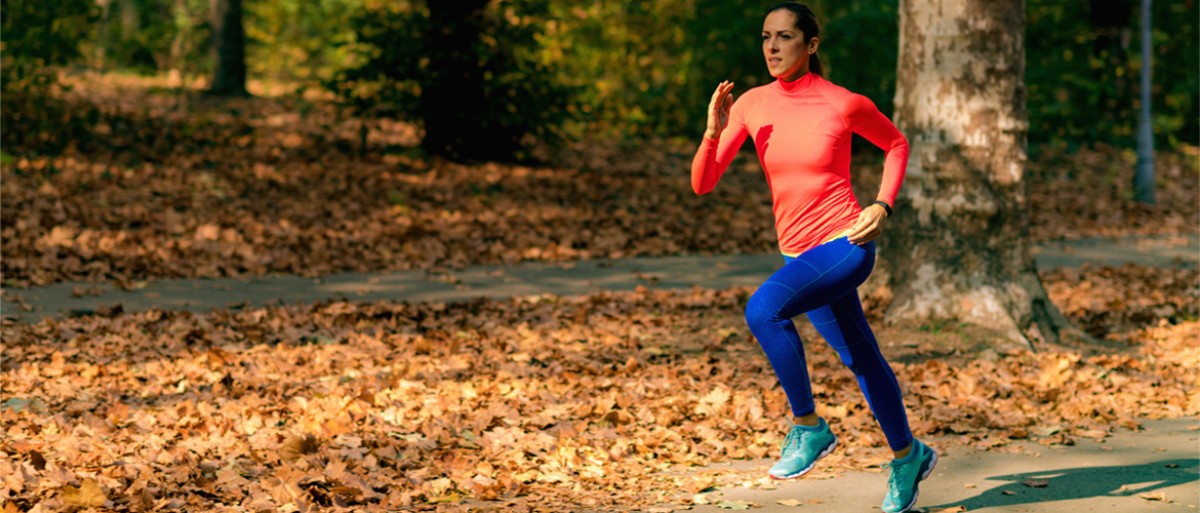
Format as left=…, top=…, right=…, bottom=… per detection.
left=928, top=459, right=1199, bottom=511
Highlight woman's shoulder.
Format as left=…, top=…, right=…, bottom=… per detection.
left=813, top=76, right=875, bottom=112
left=731, top=83, right=772, bottom=114
left=813, top=75, right=859, bottom=100
left=737, top=82, right=773, bottom=101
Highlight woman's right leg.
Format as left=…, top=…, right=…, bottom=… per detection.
left=743, top=240, right=874, bottom=417
left=743, top=239, right=874, bottom=479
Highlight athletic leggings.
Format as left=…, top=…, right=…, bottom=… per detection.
left=744, top=236, right=914, bottom=452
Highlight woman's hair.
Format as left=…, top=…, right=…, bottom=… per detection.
left=766, top=2, right=822, bottom=76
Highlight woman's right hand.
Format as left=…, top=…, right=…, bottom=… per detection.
left=705, top=80, right=734, bottom=140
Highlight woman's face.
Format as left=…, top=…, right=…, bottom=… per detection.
left=762, top=10, right=818, bottom=81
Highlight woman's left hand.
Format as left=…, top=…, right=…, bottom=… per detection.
left=845, top=204, right=889, bottom=245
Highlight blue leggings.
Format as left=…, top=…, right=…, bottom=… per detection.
left=744, top=237, right=913, bottom=451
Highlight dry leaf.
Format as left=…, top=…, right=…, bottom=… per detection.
left=1140, top=492, right=1171, bottom=502
left=280, top=434, right=320, bottom=461
left=62, top=478, right=106, bottom=509
left=1023, top=478, right=1049, bottom=488
left=715, top=501, right=757, bottom=510
left=776, top=499, right=803, bottom=506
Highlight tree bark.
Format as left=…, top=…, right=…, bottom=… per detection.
left=419, top=0, right=495, bottom=160
left=208, top=0, right=248, bottom=97
left=882, top=0, right=1080, bottom=347
left=1089, top=0, right=1132, bottom=98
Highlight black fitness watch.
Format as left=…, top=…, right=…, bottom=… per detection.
left=873, top=200, right=893, bottom=217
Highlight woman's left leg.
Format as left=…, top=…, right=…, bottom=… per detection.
left=805, top=294, right=913, bottom=452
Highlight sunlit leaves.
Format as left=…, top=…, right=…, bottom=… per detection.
left=2, top=264, right=1196, bottom=511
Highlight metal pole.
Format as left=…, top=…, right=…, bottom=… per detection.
left=1134, top=0, right=1155, bottom=204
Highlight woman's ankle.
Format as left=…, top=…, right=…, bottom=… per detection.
left=792, top=414, right=821, bottom=427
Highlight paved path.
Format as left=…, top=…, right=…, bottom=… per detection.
left=676, top=417, right=1199, bottom=513
left=2, top=235, right=1196, bottom=323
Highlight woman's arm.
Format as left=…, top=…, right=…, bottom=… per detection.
left=843, top=93, right=908, bottom=244
left=846, top=94, right=908, bottom=208
left=691, top=81, right=749, bottom=195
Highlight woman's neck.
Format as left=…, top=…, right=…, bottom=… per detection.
left=775, top=71, right=817, bottom=94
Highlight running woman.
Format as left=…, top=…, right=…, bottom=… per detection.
left=690, top=3, right=935, bottom=512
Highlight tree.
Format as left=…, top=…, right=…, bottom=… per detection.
left=333, top=0, right=573, bottom=162
left=418, top=0, right=491, bottom=159
left=208, top=0, right=248, bottom=96
left=880, top=0, right=1083, bottom=347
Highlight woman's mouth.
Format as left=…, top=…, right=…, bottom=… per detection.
left=768, top=57, right=782, bottom=66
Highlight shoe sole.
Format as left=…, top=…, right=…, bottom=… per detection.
left=768, top=437, right=838, bottom=481
left=896, top=446, right=939, bottom=513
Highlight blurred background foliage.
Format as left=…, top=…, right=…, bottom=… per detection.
left=2, top=0, right=1196, bottom=160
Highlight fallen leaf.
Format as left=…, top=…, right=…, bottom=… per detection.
left=715, top=501, right=757, bottom=510
left=776, top=499, right=803, bottom=506
left=1140, top=492, right=1171, bottom=503
left=1023, top=478, right=1049, bottom=488
left=62, top=478, right=106, bottom=509
left=280, top=434, right=320, bottom=461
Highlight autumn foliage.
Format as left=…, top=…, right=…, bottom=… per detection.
left=3, top=76, right=1197, bottom=289
left=2, top=266, right=1197, bottom=511
left=2, top=76, right=1198, bottom=512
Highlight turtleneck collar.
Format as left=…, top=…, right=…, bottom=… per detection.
left=773, top=72, right=819, bottom=95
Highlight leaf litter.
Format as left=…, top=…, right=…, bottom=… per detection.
left=2, top=264, right=1196, bottom=511
left=3, top=77, right=1196, bottom=289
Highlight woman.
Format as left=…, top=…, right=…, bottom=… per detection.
left=690, top=3, right=935, bottom=513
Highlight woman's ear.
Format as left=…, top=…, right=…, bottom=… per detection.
left=808, top=37, right=820, bottom=55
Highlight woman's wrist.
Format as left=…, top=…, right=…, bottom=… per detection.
left=872, top=200, right=893, bottom=217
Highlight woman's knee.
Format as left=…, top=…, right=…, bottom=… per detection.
left=744, top=289, right=783, bottom=330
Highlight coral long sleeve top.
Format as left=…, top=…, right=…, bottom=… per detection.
left=691, top=72, right=909, bottom=256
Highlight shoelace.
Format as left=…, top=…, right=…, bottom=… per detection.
left=881, top=460, right=904, bottom=494
left=782, top=426, right=805, bottom=452
left=883, top=454, right=924, bottom=498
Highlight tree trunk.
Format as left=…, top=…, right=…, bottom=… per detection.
left=208, top=0, right=248, bottom=97
left=419, top=0, right=493, bottom=160
left=1089, top=0, right=1132, bottom=102
left=882, top=0, right=1080, bottom=348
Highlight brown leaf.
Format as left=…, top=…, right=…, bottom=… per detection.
left=62, top=478, right=106, bottom=509
left=1022, top=478, right=1049, bottom=488
left=279, top=434, right=320, bottom=462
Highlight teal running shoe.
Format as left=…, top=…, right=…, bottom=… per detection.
left=768, top=418, right=838, bottom=480
left=881, top=439, right=938, bottom=513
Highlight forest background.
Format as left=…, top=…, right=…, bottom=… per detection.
left=4, top=0, right=1197, bottom=159
left=2, top=1, right=1198, bottom=512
